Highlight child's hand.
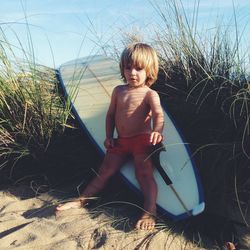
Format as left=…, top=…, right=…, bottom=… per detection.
left=150, top=132, right=163, bottom=145
left=104, top=138, right=114, bottom=149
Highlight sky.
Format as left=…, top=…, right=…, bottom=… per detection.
left=1, top=0, right=250, bottom=68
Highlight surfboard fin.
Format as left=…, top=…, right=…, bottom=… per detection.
left=151, top=143, right=171, bottom=185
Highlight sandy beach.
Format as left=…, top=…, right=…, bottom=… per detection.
left=0, top=178, right=249, bottom=250
left=0, top=184, right=201, bottom=250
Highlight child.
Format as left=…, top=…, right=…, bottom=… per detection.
left=56, top=43, right=164, bottom=230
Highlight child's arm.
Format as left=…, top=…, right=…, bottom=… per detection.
left=104, top=87, right=118, bottom=148
left=147, top=90, right=164, bottom=145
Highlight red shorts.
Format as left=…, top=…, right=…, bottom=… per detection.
left=107, top=134, right=154, bottom=156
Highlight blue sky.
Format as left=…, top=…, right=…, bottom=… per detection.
left=1, top=0, right=249, bottom=68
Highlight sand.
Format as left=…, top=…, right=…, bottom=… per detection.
left=0, top=182, right=249, bottom=250
left=0, top=184, right=200, bottom=250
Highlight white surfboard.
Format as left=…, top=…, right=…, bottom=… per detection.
left=58, top=55, right=205, bottom=221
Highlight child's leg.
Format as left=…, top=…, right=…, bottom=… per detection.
left=56, top=152, right=127, bottom=211
left=134, top=154, right=157, bottom=230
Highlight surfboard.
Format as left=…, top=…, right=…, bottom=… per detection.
left=58, top=55, right=205, bottom=221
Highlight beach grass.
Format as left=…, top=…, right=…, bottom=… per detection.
left=0, top=25, right=71, bottom=177
left=148, top=0, right=249, bottom=223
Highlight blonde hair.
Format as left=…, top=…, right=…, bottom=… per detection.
left=120, top=43, right=159, bottom=86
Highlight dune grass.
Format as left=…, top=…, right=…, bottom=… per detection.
left=149, top=0, right=249, bottom=226
left=0, top=26, right=71, bottom=176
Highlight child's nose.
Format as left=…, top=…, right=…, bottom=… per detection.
left=131, top=68, right=137, bottom=75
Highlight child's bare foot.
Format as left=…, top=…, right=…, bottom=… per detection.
left=225, top=242, right=236, bottom=250
left=55, top=198, right=87, bottom=212
left=135, top=212, right=156, bottom=230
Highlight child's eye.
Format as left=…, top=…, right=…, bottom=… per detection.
left=125, top=65, right=143, bottom=71
left=136, top=67, right=143, bottom=71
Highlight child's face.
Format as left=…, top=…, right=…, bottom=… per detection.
left=124, top=64, right=147, bottom=87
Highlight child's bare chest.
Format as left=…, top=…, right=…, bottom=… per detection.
left=119, top=91, right=146, bottom=109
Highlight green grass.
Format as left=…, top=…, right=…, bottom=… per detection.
left=0, top=25, right=72, bottom=176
